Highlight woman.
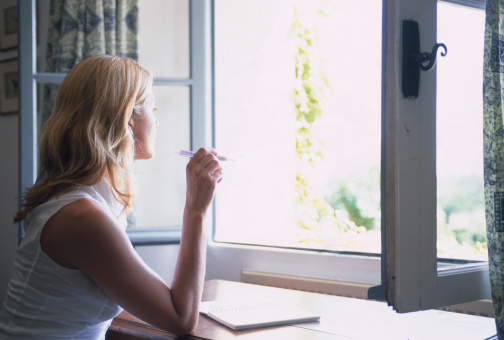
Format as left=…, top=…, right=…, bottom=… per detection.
left=0, top=55, right=222, bottom=339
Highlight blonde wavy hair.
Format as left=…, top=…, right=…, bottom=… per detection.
left=14, top=55, right=153, bottom=223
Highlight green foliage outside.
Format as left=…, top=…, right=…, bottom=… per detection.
left=325, top=167, right=380, bottom=232
left=437, top=174, right=487, bottom=260
left=292, top=6, right=374, bottom=252
left=292, top=5, right=487, bottom=260
left=327, top=188, right=375, bottom=231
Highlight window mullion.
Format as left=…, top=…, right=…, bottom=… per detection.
left=190, top=0, right=212, bottom=150
left=385, top=0, right=438, bottom=312
left=18, top=0, right=37, bottom=243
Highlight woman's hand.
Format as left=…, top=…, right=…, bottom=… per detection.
left=184, top=147, right=223, bottom=216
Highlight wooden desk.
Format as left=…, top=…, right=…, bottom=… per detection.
left=107, top=280, right=497, bottom=340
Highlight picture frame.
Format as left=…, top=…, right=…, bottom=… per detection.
left=0, top=59, right=18, bottom=115
left=0, top=0, right=17, bottom=50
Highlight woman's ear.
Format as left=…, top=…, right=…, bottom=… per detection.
left=128, top=118, right=134, bottom=135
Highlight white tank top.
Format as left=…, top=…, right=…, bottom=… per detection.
left=0, top=180, right=127, bottom=339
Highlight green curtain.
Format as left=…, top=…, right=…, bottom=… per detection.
left=484, top=0, right=504, bottom=337
left=42, top=0, right=139, bottom=123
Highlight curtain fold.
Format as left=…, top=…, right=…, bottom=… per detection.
left=42, top=0, right=138, bottom=123
left=484, top=0, right=504, bottom=337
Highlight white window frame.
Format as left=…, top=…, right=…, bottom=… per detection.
left=382, top=0, right=490, bottom=312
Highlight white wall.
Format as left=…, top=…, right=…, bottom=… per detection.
left=0, top=46, right=19, bottom=302
left=0, top=113, right=18, bottom=303
left=0, top=1, right=43, bottom=305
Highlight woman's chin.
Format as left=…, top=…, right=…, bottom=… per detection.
left=134, top=151, right=155, bottom=160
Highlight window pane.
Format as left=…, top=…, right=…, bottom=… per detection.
left=138, top=0, right=189, bottom=78
left=37, top=0, right=190, bottom=78
left=37, top=0, right=50, bottom=73
left=36, top=82, right=56, bottom=163
left=35, top=0, right=191, bottom=229
left=131, top=85, right=190, bottom=228
left=214, top=1, right=382, bottom=253
left=436, top=2, right=487, bottom=261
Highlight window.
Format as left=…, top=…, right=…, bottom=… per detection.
left=381, top=0, right=489, bottom=311
left=133, top=0, right=191, bottom=230
left=207, top=0, right=383, bottom=286
left=21, top=0, right=198, bottom=244
left=214, top=0, right=382, bottom=255
left=436, top=1, right=486, bottom=262
left=207, top=0, right=491, bottom=312
left=19, top=0, right=491, bottom=313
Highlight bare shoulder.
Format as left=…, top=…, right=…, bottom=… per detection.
left=54, top=197, right=110, bottom=222
left=44, top=198, right=120, bottom=239
left=41, top=198, right=128, bottom=269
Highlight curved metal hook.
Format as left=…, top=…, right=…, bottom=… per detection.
left=412, top=43, right=447, bottom=71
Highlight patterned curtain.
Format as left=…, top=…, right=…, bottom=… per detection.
left=42, top=0, right=139, bottom=123
left=484, top=0, right=504, bottom=337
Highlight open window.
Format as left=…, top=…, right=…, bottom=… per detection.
left=381, top=0, right=489, bottom=312
left=205, top=0, right=490, bottom=312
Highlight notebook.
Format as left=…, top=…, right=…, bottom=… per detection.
left=199, top=300, right=320, bottom=331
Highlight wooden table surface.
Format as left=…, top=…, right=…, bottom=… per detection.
left=106, top=279, right=497, bottom=340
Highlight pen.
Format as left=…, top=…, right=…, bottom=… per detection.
left=172, top=150, right=235, bottom=161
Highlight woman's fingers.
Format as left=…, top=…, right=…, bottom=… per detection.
left=185, top=147, right=223, bottom=213
left=188, top=148, right=223, bottom=177
left=190, top=147, right=218, bottom=163
left=188, top=155, right=218, bottom=178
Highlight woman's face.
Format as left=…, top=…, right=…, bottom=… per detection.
left=130, top=85, right=159, bottom=160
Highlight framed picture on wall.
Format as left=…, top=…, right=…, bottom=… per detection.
left=0, top=0, right=17, bottom=50
left=0, top=59, right=18, bottom=114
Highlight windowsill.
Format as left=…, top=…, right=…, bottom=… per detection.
left=206, top=240, right=382, bottom=286
left=127, top=227, right=182, bottom=246
left=208, top=240, right=381, bottom=258
left=438, top=261, right=488, bottom=275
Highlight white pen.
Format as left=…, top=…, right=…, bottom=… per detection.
left=172, top=150, right=235, bottom=161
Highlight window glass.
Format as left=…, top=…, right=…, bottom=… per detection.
left=214, top=0, right=382, bottom=253
left=134, top=0, right=191, bottom=228
left=34, top=0, right=191, bottom=229
left=436, top=2, right=487, bottom=261
left=36, top=0, right=50, bottom=73
left=132, top=85, right=190, bottom=228
left=36, top=82, right=55, bottom=139
left=37, top=0, right=190, bottom=78
left=138, top=0, right=189, bottom=78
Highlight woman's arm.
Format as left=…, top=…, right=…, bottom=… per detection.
left=41, top=148, right=222, bottom=334
left=165, top=147, right=223, bottom=330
